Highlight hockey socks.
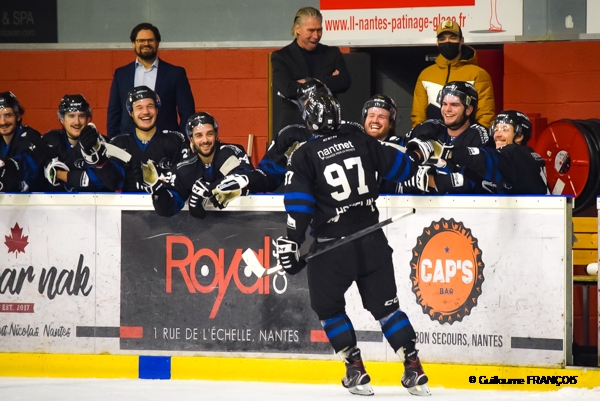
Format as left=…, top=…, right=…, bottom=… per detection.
left=321, top=313, right=357, bottom=354
left=379, top=310, right=417, bottom=354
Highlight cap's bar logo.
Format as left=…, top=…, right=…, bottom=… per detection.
left=410, top=218, right=484, bottom=324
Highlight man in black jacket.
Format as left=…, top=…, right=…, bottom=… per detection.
left=271, top=6, right=351, bottom=134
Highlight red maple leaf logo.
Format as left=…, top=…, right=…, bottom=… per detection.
left=5, top=223, right=28, bottom=256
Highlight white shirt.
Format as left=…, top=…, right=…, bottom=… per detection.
left=134, top=58, right=159, bottom=90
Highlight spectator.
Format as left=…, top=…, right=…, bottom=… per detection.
left=43, top=94, right=121, bottom=192
left=271, top=6, right=351, bottom=134
left=107, top=22, right=195, bottom=139
left=109, top=86, right=189, bottom=192
left=411, top=20, right=495, bottom=128
left=145, top=112, right=253, bottom=217
left=0, top=91, right=48, bottom=192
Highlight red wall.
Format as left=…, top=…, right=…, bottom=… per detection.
left=504, top=41, right=600, bottom=121
left=0, top=48, right=276, bottom=164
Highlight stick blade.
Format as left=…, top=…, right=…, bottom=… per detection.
left=242, top=249, right=266, bottom=278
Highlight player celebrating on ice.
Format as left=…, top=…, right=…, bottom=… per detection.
left=210, top=78, right=364, bottom=207
left=276, top=93, right=433, bottom=396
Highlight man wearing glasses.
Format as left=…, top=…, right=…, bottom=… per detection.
left=107, top=22, right=195, bottom=139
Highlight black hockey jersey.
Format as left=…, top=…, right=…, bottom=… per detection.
left=43, top=129, right=121, bottom=192
left=153, top=142, right=253, bottom=216
left=405, top=119, right=490, bottom=194
left=450, top=144, right=549, bottom=194
left=109, top=130, right=189, bottom=192
left=249, top=121, right=365, bottom=193
left=1, top=124, right=49, bottom=192
left=284, top=130, right=419, bottom=244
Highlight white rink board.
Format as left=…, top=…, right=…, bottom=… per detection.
left=0, top=195, right=570, bottom=367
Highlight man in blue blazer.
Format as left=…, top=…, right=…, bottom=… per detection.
left=107, top=23, right=195, bottom=139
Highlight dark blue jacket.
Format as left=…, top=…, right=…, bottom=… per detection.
left=107, top=58, right=195, bottom=139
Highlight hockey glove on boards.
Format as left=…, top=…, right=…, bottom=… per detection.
left=79, top=124, right=107, bottom=166
left=276, top=236, right=306, bottom=275
left=188, top=179, right=213, bottom=219
left=44, top=158, right=70, bottom=186
left=211, top=174, right=249, bottom=209
left=141, top=159, right=163, bottom=194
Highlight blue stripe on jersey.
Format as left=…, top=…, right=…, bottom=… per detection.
left=383, top=152, right=411, bottom=182
left=285, top=204, right=314, bottom=214
left=172, top=190, right=185, bottom=214
left=284, top=192, right=316, bottom=203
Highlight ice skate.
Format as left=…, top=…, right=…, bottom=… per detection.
left=401, top=351, right=431, bottom=396
left=341, top=347, right=374, bottom=396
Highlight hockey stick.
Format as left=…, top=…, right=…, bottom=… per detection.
left=242, top=208, right=416, bottom=277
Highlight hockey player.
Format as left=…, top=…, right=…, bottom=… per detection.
left=403, top=81, right=490, bottom=194
left=0, top=91, right=49, bottom=192
left=440, top=110, right=548, bottom=194
left=109, top=86, right=188, bottom=192
left=144, top=112, right=253, bottom=217
left=210, top=78, right=364, bottom=207
left=362, top=94, right=398, bottom=142
left=276, top=94, right=432, bottom=396
left=43, top=94, right=121, bottom=192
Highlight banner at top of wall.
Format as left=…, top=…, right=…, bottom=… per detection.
left=319, top=0, right=523, bottom=46
left=0, top=0, right=57, bottom=44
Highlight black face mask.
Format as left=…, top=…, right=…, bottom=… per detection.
left=438, top=42, right=461, bottom=60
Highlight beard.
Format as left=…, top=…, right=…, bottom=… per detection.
left=445, top=112, right=469, bottom=130
left=136, top=47, right=157, bottom=61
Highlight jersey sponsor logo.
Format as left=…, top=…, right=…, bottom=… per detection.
left=409, top=218, right=485, bottom=324
left=316, top=140, right=355, bottom=160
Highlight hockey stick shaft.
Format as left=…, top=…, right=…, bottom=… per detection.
left=301, top=208, right=415, bottom=261
left=241, top=208, right=415, bottom=277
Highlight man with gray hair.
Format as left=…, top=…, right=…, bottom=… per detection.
left=271, top=6, right=351, bottom=134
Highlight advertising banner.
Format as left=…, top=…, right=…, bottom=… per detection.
left=0, top=0, right=57, bottom=43
left=320, top=0, right=523, bottom=45
left=0, top=206, right=97, bottom=353
left=343, top=199, right=568, bottom=367
left=0, top=195, right=570, bottom=367
left=119, top=210, right=331, bottom=354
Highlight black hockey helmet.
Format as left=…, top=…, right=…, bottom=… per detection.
left=493, top=110, right=532, bottom=145
left=126, top=85, right=161, bottom=113
left=57, top=94, right=92, bottom=120
left=361, top=94, right=397, bottom=124
left=0, top=91, right=22, bottom=118
left=436, top=81, right=478, bottom=111
left=297, top=78, right=332, bottom=105
left=185, top=112, right=219, bottom=137
left=303, top=93, right=342, bottom=134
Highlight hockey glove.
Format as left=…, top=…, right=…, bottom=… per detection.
left=188, top=179, right=212, bottom=219
left=79, top=124, right=107, bottom=166
left=276, top=236, right=306, bottom=275
left=406, top=138, right=434, bottom=164
left=211, top=174, right=249, bottom=209
left=400, top=165, right=431, bottom=193
left=44, top=158, right=70, bottom=186
left=424, top=140, right=453, bottom=168
left=141, top=160, right=163, bottom=194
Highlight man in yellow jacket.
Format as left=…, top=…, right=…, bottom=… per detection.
left=411, top=20, right=495, bottom=129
